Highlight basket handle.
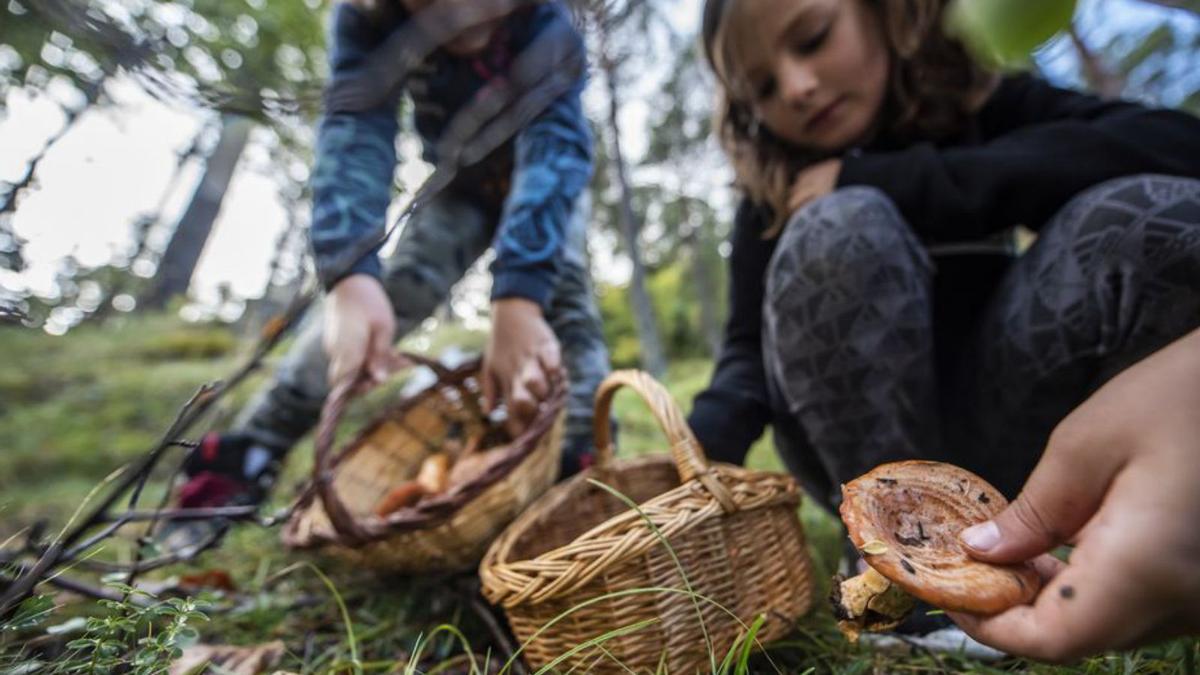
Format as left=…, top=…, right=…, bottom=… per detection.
left=592, top=370, right=736, bottom=513
left=311, top=350, right=454, bottom=543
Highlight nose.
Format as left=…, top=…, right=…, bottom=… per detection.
left=778, top=56, right=818, bottom=109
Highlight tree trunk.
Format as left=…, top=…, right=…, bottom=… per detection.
left=1068, top=25, right=1125, bottom=100
left=682, top=200, right=723, bottom=357
left=143, top=114, right=252, bottom=309
left=601, top=52, right=667, bottom=378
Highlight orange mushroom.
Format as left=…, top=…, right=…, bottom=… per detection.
left=374, top=481, right=427, bottom=517
left=833, top=460, right=1041, bottom=640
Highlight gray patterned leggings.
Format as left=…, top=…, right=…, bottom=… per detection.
left=235, top=191, right=610, bottom=467
left=764, top=175, right=1200, bottom=512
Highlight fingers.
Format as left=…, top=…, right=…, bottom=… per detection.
left=494, top=355, right=558, bottom=437
left=1029, top=553, right=1067, bottom=583
left=948, top=556, right=1152, bottom=663
left=538, top=337, right=564, bottom=380
left=481, top=354, right=499, bottom=414
left=960, top=418, right=1124, bottom=565
left=326, top=335, right=367, bottom=390
left=505, top=371, right=537, bottom=437
left=365, top=320, right=394, bottom=387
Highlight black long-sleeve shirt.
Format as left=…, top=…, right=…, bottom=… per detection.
left=687, top=74, right=1200, bottom=465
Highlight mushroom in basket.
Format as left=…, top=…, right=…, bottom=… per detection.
left=374, top=427, right=513, bottom=517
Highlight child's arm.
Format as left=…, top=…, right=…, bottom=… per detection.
left=483, top=6, right=592, bottom=432
left=489, top=49, right=592, bottom=307
left=310, top=4, right=401, bottom=387
left=310, top=3, right=399, bottom=291
left=837, top=76, right=1200, bottom=243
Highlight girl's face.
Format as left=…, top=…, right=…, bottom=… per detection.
left=718, top=0, right=890, bottom=152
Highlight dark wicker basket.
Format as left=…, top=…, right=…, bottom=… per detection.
left=282, top=352, right=565, bottom=573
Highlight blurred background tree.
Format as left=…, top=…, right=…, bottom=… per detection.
left=0, top=0, right=1197, bottom=364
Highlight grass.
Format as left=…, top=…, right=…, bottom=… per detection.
left=1, top=314, right=1198, bottom=673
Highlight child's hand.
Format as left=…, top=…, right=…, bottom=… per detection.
left=948, top=329, right=1200, bottom=662
left=483, top=298, right=564, bottom=437
left=788, top=159, right=842, bottom=214
left=322, top=274, right=396, bottom=391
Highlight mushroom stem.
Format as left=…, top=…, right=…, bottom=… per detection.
left=830, top=567, right=917, bottom=642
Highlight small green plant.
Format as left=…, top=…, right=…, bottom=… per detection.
left=1, top=585, right=208, bottom=675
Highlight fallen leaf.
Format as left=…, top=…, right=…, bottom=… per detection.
left=859, top=540, right=889, bottom=555
left=169, top=641, right=285, bottom=675
left=179, top=569, right=237, bottom=593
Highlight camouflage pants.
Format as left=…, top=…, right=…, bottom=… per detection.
left=763, top=175, right=1200, bottom=512
left=235, top=191, right=610, bottom=467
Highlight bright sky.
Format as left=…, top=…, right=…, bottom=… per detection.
left=0, top=0, right=1190, bottom=326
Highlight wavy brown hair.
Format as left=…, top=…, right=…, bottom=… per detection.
left=703, top=0, right=995, bottom=232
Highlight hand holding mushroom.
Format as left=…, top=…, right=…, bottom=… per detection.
left=834, top=461, right=1041, bottom=641
left=948, top=328, right=1200, bottom=662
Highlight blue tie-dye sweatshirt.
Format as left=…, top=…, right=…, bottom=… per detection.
left=309, top=1, right=593, bottom=309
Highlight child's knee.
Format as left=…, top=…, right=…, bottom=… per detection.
left=768, top=186, right=929, bottom=299
left=1049, top=174, right=1200, bottom=276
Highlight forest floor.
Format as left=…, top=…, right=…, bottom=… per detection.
left=0, top=314, right=1196, bottom=673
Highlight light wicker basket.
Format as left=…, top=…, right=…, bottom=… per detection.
left=281, top=352, right=565, bottom=574
left=479, top=370, right=815, bottom=673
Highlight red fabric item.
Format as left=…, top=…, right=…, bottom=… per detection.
left=178, top=472, right=245, bottom=509
left=200, top=432, right=220, bottom=463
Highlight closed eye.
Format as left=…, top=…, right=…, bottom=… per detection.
left=793, top=23, right=831, bottom=56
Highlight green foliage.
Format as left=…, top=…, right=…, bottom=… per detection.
left=0, top=595, right=56, bottom=636
left=1100, top=5, right=1200, bottom=114
left=0, top=586, right=208, bottom=675
left=137, top=327, right=237, bottom=361
left=0, top=1, right=114, bottom=101
left=947, top=0, right=1079, bottom=66
left=598, top=256, right=727, bottom=370
left=0, top=314, right=262, bottom=530
left=0, top=0, right=330, bottom=118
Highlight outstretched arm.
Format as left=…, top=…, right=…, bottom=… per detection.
left=484, top=6, right=593, bottom=434
left=310, top=4, right=401, bottom=389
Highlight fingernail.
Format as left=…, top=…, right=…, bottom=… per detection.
left=961, top=521, right=1001, bottom=551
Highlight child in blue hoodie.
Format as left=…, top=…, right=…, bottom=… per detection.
left=174, top=0, right=608, bottom=518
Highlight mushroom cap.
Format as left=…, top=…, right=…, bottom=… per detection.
left=839, top=460, right=1041, bottom=615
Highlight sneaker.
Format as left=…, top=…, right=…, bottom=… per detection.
left=860, top=626, right=1007, bottom=661
left=157, top=432, right=284, bottom=558
left=560, top=417, right=619, bottom=479
left=559, top=436, right=594, bottom=479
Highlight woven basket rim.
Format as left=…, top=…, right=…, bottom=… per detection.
left=479, top=455, right=801, bottom=608
left=281, top=354, right=566, bottom=549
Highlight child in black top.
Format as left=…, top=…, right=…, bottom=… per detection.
left=695, top=0, right=1200, bottom=660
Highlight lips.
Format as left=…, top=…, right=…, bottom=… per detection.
left=806, top=97, right=845, bottom=132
